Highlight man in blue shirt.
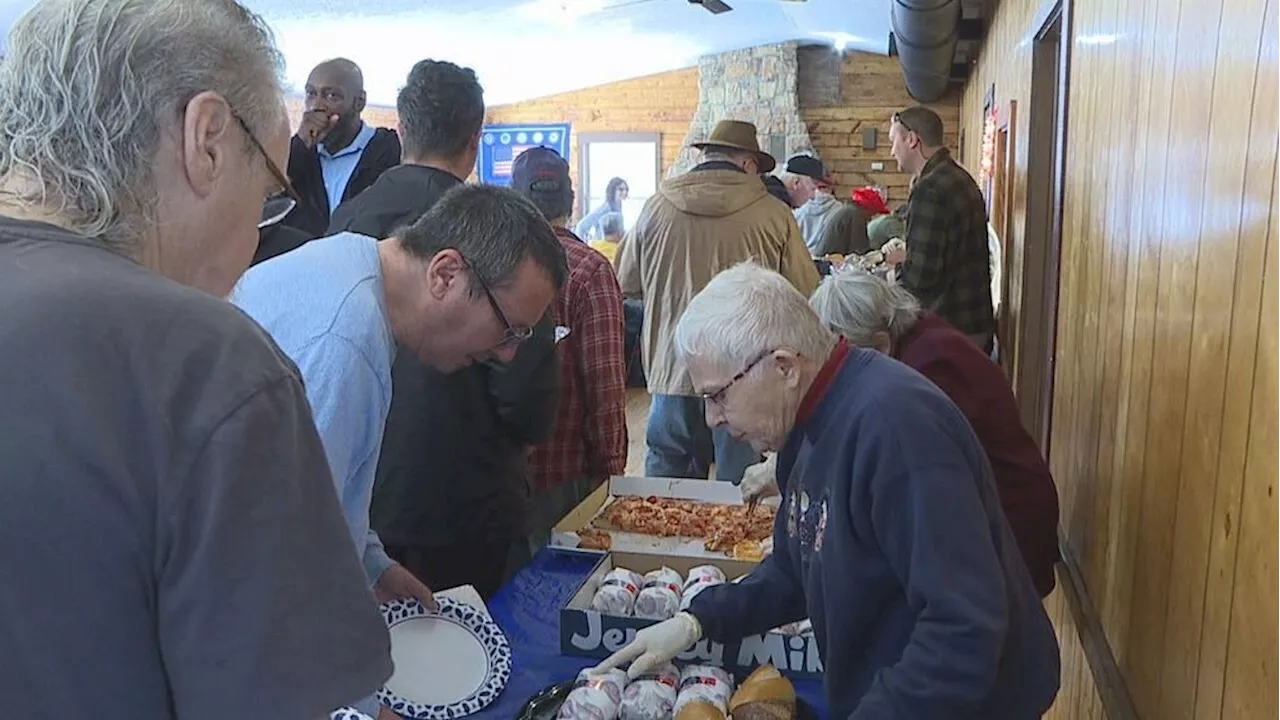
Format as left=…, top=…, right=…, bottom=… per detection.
left=233, top=185, right=567, bottom=717
left=284, top=58, right=401, bottom=236
left=595, top=264, right=1060, bottom=718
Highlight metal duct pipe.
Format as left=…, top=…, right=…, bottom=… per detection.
left=891, top=0, right=961, bottom=103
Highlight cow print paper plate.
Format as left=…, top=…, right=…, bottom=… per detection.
left=376, top=597, right=512, bottom=719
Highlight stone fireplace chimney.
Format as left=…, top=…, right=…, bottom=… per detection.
left=670, top=42, right=816, bottom=178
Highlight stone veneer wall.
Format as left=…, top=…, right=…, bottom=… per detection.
left=669, top=42, right=815, bottom=177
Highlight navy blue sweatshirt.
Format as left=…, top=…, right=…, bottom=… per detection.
left=688, top=344, right=1060, bottom=718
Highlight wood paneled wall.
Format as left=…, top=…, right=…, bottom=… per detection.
left=962, top=0, right=1278, bottom=715
left=802, top=51, right=960, bottom=205
left=484, top=67, right=700, bottom=214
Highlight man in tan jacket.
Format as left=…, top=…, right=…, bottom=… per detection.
left=616, top=120, right=820, bottom=482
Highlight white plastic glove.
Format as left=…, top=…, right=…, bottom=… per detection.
left=591, top=611, right=702, bottom=679
left=740, top=454, right=780, bottom=505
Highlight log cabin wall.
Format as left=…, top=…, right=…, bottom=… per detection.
left=961, top=0, right=1278, bottom=715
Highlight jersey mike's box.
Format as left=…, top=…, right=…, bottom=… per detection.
left=549, top=476, right=779, bottom=563
left=558, top=551, right=822, bottom=681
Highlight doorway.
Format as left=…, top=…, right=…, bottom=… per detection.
left=1018, top=0, right=1071, bottom=451
left=576, top=132, right=660, bottom=239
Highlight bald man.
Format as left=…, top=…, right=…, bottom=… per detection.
left=283, top=58, right=402, bottom=236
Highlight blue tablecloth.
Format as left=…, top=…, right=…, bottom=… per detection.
left=473, top=549, right=828, bottom=719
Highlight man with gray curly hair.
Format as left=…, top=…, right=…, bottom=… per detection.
left=596, top=263, right=1060, bottom=717
left=0, top=1, right=392, bottom=717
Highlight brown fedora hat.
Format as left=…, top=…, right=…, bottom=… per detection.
left=690, top=119, right=776, bottom=173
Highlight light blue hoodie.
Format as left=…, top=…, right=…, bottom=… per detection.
left=793, top=192, right=844, bottom=254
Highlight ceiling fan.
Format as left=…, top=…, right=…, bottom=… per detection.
left=588, top=0, right=805, bottom=17
left=687, top=0, right=807, bottom=15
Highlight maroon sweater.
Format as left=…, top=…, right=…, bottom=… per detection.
left=896, top=312, right=1061, bottom=596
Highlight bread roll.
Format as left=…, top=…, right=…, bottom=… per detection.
left=729, top=665, right=796, bottom=720
left=675, top=700, right=726, bottom=720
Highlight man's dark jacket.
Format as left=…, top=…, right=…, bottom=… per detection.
left=283, top=127, right=401, bottom=236
left=340, top=165, right=562, bottom=547
left=329, top=164, right=459, bottom=238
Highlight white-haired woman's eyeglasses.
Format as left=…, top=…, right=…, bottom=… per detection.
left=699, top=349, right=777, bottom=406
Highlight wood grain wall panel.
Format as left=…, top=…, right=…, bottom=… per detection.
left=1125, top=0, right=1225, bottom=706
left=1101, top=0, right=1165, bottom=657
left=484, top=67, right=700, bottom=213
left=1158, top=0, right=1270, bottom=714
left=1218, top=0, right=1280, bottom=712
left=1195, top=4, right=1279, bottom=715
left=803, top=51, right=960, bottom=206
left=963, top=0, right=1278, bottom=714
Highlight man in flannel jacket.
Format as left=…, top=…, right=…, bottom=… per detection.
left=889, top=106, right=996, bottom=352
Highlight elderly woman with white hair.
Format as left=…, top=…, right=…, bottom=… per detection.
left=808, top=269, right=1060, bottom=595
left=595, top=263, right=1060, bottom=718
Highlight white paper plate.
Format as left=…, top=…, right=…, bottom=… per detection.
left=330, top=709, right=374, bottom=720
left=377, top=597, right=512, bottom=719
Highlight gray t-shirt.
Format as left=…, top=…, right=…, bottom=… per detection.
left=0, top=217, right=392, bottom=718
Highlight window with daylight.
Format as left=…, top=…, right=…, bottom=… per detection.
left=577, top=132, right=660, bottom=238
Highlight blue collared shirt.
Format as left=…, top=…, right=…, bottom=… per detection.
left=230, top=233, right=396, bottom=586
left=318, top=122, right=376, bottom=215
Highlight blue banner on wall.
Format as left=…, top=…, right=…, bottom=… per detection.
left=477, top=123, right=571, bottom=186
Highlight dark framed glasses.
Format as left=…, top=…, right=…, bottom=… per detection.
left=891, top=112, right=915, bottom=134
left=259, top=194, right=297, bottom=229
left=466, top=263, right=535, bottom=348
left=699, top=349, right=776, bottom=406
left=231, top=110, right=301, bottom=206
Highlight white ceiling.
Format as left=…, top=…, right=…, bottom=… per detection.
left=0, top=0, right=889, bottom=106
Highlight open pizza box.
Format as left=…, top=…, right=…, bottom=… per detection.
left=549, top=476, right=778, bottom=562
left=558, top=551, right=823, bottom=681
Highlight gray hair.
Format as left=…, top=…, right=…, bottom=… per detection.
left=0, top=0, right=284, bottom=251
left=810, top=269, right=921, bottom=346
left=700, top=148, right=755, bottom=167
left=675, top=262, right=837, bottom=372
left=399, top=184, right=568, bottom=292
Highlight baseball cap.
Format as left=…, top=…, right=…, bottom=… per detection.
left=785, top=155, right=826, bottom=182
left=510, top=146, right=573, bottom=220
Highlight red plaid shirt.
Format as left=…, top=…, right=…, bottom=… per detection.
left=530, top=228, right=628, bottom=491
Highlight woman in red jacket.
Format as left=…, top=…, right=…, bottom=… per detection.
left=809, top=269, right=1061, bottom=597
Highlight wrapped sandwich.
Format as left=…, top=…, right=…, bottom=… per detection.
left=680, top=565, right=726, bottom=611
left=684, top=565, right=726, bottom=589
left=634, top=567, right=683, bottom=621
left=618, top=663, right=679, bottom=720
left=728, top=665, right=796, bottom=720
left=558, top=668, right=629, bottom=720
left=673, top=665, right=735, bottom=720
left=591, top=568, right=644, bottom=617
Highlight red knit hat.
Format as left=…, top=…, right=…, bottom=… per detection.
left=850, top=186, right=890, bottom=216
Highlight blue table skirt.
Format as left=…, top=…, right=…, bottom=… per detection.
left=473, top=549, right=828, bottom=719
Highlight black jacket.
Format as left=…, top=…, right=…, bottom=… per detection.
left=352, top=163, right=562, bottom=546
left=329, top=164, right=461, bottom=237
left=371, top=319, right=561, bottom=546
left=252, top=222, right=315, bottom=267
left=762, top=175, right=795, bottom=208
left=283, top=127, right=401, bottom=236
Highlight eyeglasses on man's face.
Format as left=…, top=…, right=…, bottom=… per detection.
left=466, top=263, right=535, bottom=348
left=259, top=194, right=297, bottom=229
left=230, top=110, right=302, bottom=229
left=699, top=349, right=775, bottom=406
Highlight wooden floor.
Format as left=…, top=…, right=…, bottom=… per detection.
left=623, top=388, right=651, bottom=477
